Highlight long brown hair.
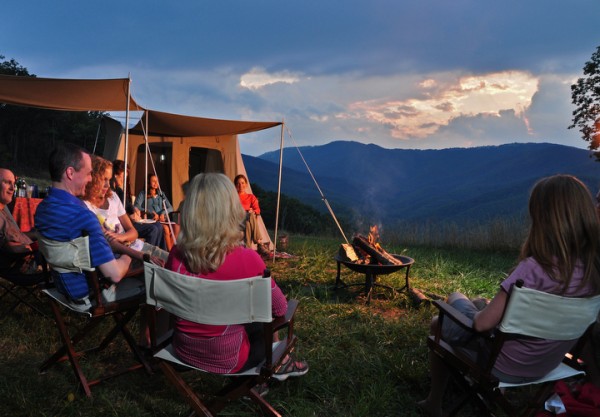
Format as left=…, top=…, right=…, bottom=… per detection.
left=520, top=174, right=600, bottom=294
left=83, top=156, right=113, bottom=206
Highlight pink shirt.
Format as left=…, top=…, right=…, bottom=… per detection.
left=166, top=245, right=287, bottom=373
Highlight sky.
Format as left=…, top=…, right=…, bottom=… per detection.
left=3, top=1, right=600, bottom=156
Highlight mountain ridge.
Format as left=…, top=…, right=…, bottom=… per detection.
left=243, top=141, right=600, bottom=226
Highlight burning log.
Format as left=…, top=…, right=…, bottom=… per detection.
left=352, top=234, right=403, bottom=266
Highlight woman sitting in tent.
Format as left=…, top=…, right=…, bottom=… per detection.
left=134, top=173, right=180, bottom=250
left=134, top=173, right=174, bottom=222
left=83, top=156, right=168, bottom=265
left=111, top=160, right=167, bottom=250
left=234, top=174, right=269, bottom=257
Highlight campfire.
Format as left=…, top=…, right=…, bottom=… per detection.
left=338, top=225, right=403, bottom=266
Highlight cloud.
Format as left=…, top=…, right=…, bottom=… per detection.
left=28, top=48, right=586, bottom=157
left=342, top=71, right=538, bottom=140
left=522, top=73, right=585, bottom=148
left=240, top=68, right=302, bottom=90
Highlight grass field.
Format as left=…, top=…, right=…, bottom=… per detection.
left=0, top=235, right=518, bottom=417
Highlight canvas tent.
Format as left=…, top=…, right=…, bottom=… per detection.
left=0, top=74, right=284, bottom=250
left=105, top=110, right=282, bottom=248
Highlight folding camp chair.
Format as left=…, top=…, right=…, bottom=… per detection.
left=37, top=234, right=152, bottom=397
left=144, top=261, right=299, bottom=417
left=427, top=279, right=600, bottom=417
left=0, top=252, right=51, bottom=320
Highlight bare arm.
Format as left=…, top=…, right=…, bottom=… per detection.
left=104, top=213, right=138, bottom=244
left=105, top=233, right=165, bottom=267
left=97, top=255, right=131, bottom=284
left=4, top=241, right=33, bottom=253
left=473, top=289, right=508, bottom=332
left=105, top=233, right=144, bottom=261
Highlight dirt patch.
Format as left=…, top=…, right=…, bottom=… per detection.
left=369, top=304, right=406, bottom=320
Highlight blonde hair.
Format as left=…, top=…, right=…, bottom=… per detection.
left=520, top=174, right=600, bottom=294
left=178, top=173, right=245, bottom=273
left=84, top=155, right=113, bottom=205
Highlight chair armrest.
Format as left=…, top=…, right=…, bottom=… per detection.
left=263, top=300, right=299, bottom=377
left=432, top=299, right=475, bottom=343
left=272, top=299, right=298, bottom=332
left=86, top=270, right=104, bottom=309
left=432, top=299, right=474, bottom=331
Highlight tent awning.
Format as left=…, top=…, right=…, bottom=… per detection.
left=0, top=74, right=142, bottom=111
left=131, top=109, right=282, bottom=137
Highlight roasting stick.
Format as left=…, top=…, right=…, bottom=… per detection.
left=286, top=127, right=350, bottom=245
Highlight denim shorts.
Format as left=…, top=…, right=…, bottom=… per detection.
left=441, top=293, right=480, bottom=346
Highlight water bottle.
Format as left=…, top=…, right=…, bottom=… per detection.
left=18, top=179, right=27, bottom=197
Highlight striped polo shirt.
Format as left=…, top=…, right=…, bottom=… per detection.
left=34, top=187, right=114, bottom=299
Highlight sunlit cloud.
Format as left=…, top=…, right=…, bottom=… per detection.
left=342, top=71, right=539, bottom=140
left=240, top=67, right=303, bottom=90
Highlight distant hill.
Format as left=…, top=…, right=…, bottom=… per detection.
left=243, top=141, right=600, bottom=227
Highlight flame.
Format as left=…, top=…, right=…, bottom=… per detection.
left=368, top=224, right=380, bottom=245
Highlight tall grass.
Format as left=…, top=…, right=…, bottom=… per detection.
left=384, top=216, right=527, bottom=251
left=0, top=236, right=518, bottom=417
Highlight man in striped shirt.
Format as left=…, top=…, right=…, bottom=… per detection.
left=35, top=144, right=133, bottom=302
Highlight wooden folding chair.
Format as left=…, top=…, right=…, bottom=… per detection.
left=0, top=252, right=51, bottom=320
left=37, top=234, right=152, bottom=397
left=144, top=261, right=299, bottom=417
left=427, top=279, right=600, bottom=417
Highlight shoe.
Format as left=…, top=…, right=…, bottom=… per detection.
left=272, top=357, right=309, bottom=381
left=243, top=382, right=269, bottom=399
left=253, top=382, right=269, bottom=397
left=257, top=243, right=270, bottom=257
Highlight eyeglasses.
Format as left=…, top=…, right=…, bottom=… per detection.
left=1, top=180, right=15, bottom=188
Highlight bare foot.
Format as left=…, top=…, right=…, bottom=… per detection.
left=417, top=399, right=442, bottom=417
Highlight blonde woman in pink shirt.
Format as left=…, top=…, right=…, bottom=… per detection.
left=166, top=173, right=308, bottom=379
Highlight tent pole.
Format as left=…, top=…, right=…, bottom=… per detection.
left=272, top=121, right=285, bottom=263
left=92, top=118, right=102, bottom=155
left=144, top=110, right=149, bottom=214
left=122, top=74, right=131, bottom=207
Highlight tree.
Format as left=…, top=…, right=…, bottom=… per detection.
left=0, top=55, right=106, bottom=175
left=0, top=55, right=32, bottom=76
left=252, top=183, right=350, bottom=236
left=570, top=45, right=600, bottom=160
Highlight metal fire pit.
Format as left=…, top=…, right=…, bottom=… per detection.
left=334, top=254, right=415, bottom=304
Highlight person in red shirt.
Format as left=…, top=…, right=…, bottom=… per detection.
left=234, top=174, right=269, bottom=256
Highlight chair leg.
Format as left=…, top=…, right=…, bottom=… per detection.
left=109, top=310, right=154, bottom=375
left=40, top=312, right=104, bottom=370
left=41, top=301, right=152, bottom=397
left=159, top=361, right=215, bottom=417
left=41, top=299, right=94, bottom=397
left=246, top=387, right=283, bottom=417
left=0, top=282, right=49, bottom=320
left=208, top=376, right=259, bottom=414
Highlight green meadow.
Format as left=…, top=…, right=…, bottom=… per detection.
left=0, top=233, right=522, bottom=417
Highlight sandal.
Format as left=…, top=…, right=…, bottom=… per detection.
left=272, top=356, right=309, bottom=381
